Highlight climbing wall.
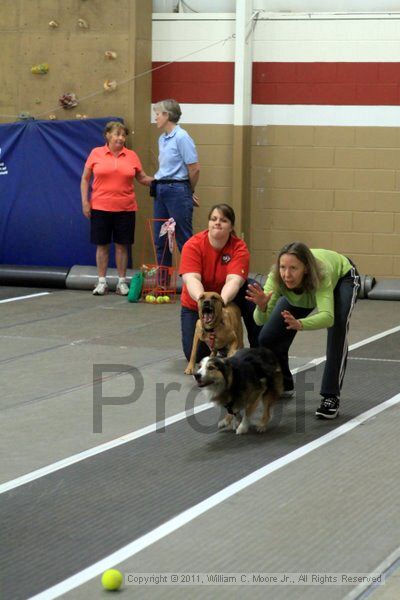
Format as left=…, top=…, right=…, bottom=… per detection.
left=0, top=0, right=151, bottom=126
left=0, top=0, right=153, bottom=267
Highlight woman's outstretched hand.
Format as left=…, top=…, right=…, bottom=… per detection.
left=245, top=282, right=272, bottom=312
left=281, top=310, right=303, bottom=331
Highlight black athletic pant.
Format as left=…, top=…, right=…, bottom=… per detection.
left=258, top=265, right=360, bottom=398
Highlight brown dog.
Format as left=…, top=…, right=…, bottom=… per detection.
left=184, top=292, right=244, bottom=375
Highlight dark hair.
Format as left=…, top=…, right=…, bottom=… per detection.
left=272, top=241, right=325, bottom=292
left=103, top=121, right=129, bottom=138
left=207, top=203, right=236, bottom=226
left=153, top=99, right=182, bottom=124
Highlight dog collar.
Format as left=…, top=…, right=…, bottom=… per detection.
left=208, top=332, right=216, bottom=351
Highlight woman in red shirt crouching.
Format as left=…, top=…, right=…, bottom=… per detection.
left=180, top=203, right=261, bottom=362
left=81, top=121, right=153, bottom=295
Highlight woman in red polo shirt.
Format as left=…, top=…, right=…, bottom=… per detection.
left=81, top=121, right=153, bottom=295
left=180, top=203, right=261, bottom=362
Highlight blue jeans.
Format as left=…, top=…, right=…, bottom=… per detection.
left=153, top=181, right=193, bottom=266
left=258, top=297, right=311, bottom=392
left=181, top=280, right=262, bottom=362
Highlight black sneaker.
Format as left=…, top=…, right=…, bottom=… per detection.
left=315, top=396, right=340, bottom=419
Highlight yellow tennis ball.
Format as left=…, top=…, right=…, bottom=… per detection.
left=145, top=295, right=152, bottom=302
left=149, top=295, right=156, bottom=303
left=156, top=296, right=164, bottom=303
left=163, top=295, right=171, bottom=303
left=101, top=569, right=123, bottom=590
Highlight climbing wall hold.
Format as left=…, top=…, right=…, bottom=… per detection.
left=18, top=111, right=34, bottom=120
left=59, top=92, right=79, bottom=109
left=103, top=79, right=117, bottom=92
left=31, top=63, right=49, bottom=74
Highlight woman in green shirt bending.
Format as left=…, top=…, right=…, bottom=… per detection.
left=246, top=241, right=360, bottom=420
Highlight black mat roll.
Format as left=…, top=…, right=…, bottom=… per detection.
left=0, top=265, right=69, bottom=288
left=367, top=279, right=400, bottom=301
left=66, top=265, right=185, bottom=292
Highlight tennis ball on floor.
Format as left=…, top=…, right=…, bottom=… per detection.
left=145, top=294, right=156, bottom=303
left=156, top=296, right=164, bottom=303
left=162, top=295, right=171, bottom=303
left=101, top=569, right=123, bottom=591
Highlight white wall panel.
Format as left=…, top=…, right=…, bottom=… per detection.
left=253, top=18, right=400, bottom=42
left=149, top=103, right=400, bottom=126
left=152, top=18, right=235, bottom=61
left=253, top=41, right=400, bottom=62
left=153, top=19, right=234, bottom=41
left=252, top=105, right=400, bottom=126
left=258, top=0, right=400, bottom=10
left=153, top=0, right=400, bottom=12
left=154, top=0, right=235, bottom=11
left=152, top=40, right=235, bottom=61
left=153, top=16, right=400, bottom=62
left=150, top=104, right=234, bottom=124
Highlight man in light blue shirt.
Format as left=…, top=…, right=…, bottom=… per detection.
left=155, top=124, right=198, bottom=181
left=152, top=99, right=200, bottom=266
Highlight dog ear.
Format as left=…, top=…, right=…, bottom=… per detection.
left=213, top=356, right=225, bottom=368
left=217, top=293, right=224, bottom=303
left=217, top=356, right=232, bottom=381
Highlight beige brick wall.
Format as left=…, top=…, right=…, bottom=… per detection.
left=149, top=123, right=399, bottom=279
left=250, top=125, right=400, bottom=278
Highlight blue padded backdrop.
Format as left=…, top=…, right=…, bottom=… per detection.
left=0, top=117, right=122, bottom=267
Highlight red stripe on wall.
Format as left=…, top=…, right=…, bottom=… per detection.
left=152, top=61, right=400, bottom=105
left=252, top=62, right=400, bottom=104
left=152, top=62, right=234, bottom=103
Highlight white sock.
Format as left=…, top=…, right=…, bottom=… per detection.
left=118, top=277, right=126, bottom=283
left=98, top=277, right=106, bottom=283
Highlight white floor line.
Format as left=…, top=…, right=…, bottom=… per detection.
left=349, top=357, right=400, bottom=363
left=344, top=544, right=400, bottom=600
left=0, top=292, right=51, bottom=304
left=0, top=403, right=213, bottom=495
left=349, top=324, right=400, bottom=350
left=29, top=393, right=400, bottom=600
left=290, top=324, right=400, bottom=374
left=2, top=324, right=400, bottom=495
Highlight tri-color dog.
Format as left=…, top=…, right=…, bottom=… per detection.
left=194, top=347, right=283, bottom=435
left=184, top=291, right=244, bottom=375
